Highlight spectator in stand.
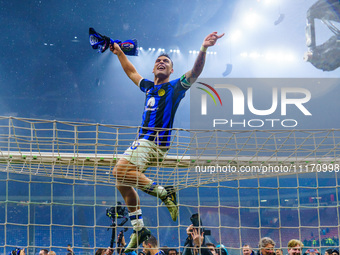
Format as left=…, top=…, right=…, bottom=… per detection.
left=48, top=252, right=56, bottom=255
left=287, top=239, right=303, bottom=255
left=116, top=231, right=127, bottom=255
left=276, top=249, right=283, bottom=255
left=39, top=249, right=49, bottom=255
left=258, top=237, right=275, bottom=255
left=243, top=245, right=255, bottom=255
left=142, top=235, right=164, bottom=255
left=325, top=237, right=334, bottom=246
left=311, top=239, right=318, bottom=247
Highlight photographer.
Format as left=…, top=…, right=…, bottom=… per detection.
left=182, top=224, right=214, bottom=255
left=304, top=249, right=320, bottom=255
left=116, top=230, right=127, bottom=255
left=95, top=231, right=123, bottom=255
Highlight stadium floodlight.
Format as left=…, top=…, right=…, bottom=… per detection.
left=243, top=12, right=260, bottom=28
left=240, top=52, right=248, bottom=58
left=230, top=30, right=242, bottom=42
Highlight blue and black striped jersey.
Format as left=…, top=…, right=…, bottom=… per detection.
left=138, top=77, right=190, bottom=147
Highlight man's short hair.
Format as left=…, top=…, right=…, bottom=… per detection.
left=326, top=249, right=334, bottom=255
left=287, top=239, right=303, bottom=248
left=40, top=249, right=49, bottom=255
left=168, top=249, right=178, bottom=255
left=332, top=250, right=339, bottom=255
left=144, top=235, right=158, bottom=247
left=160, top=246, right=169, bottom=255
left=206, top=243, right=217, bottom=254
left=95, top=248, right=106, bottom=255
left=259, top=237, right=276, bottom=248
left=157, top=53, right=173, bottom=68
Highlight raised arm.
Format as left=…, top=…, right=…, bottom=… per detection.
left=110, top=43, right=142, bottom=86
left=185, top=32, right=225, bottom=84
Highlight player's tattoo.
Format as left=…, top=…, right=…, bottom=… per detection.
left=189, top=51, right=206, bottom=83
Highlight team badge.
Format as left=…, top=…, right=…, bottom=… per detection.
left=158, top=89, right=165, bottom=97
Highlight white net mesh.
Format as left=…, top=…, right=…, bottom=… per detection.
left=0, top=116, right=339, bottom=190
left=0, top=116, right=339, bottom=254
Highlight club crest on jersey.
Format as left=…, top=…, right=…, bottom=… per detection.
left=158, top=89, right=165, bottom=97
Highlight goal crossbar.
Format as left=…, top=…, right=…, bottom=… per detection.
left=0, top=116, right=339, bottom=190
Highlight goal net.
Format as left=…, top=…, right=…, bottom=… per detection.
left=0, top=116, right=339, bottom=254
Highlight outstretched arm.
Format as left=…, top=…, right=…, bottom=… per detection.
left=110, top=43, right=143, bottom=86
left=185, top=32, right=225, bottom=84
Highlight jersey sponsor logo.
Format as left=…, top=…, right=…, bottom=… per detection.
left=147, top=97, right=155, bottom=107
left=145, top=97, right=157, bottom=111
left=158, top=89, right=165, bottom=97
